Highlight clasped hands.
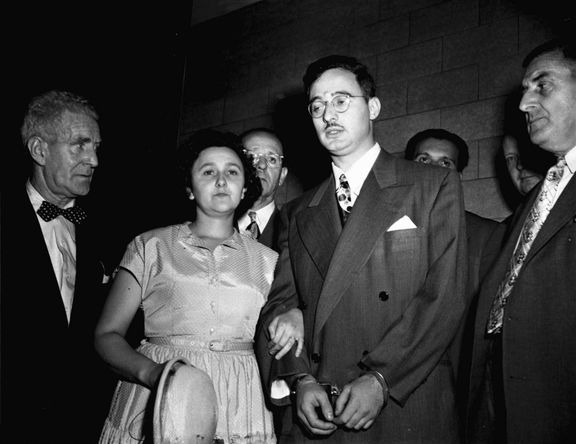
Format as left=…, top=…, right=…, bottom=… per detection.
left=267, top=308, right=304, bottom=359
left=295, top=373, right=386, bottom=435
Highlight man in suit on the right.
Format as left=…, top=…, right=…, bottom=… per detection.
left=466, top=37, right=576, bottom=444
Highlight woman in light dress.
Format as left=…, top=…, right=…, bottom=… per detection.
left=95, top=129, right=302, bottom=444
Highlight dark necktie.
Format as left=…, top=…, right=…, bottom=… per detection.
left=37, top=200, right=88, bottom=225
left=246, top=211, right=260, bottom=239
left=486, top=157, right=566, bottom=334
left=336, top=173, right=352, bottom=223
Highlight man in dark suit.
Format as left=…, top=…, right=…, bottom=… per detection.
left=238, top=128, right=290, bottom=251
left=466, top=38, right=576, bottom=444
left=255, top=55, right=468, bottom=443
left=1, top=90, right=115, bottom=443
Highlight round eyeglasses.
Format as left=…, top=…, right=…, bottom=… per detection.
left=243, top=150, right=284, bottom=168
left=308, top=94, right=367, bottom=118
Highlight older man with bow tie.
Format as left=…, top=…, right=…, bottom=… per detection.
left=1, top=90, right=115, bottom=443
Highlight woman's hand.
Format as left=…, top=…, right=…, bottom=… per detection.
left=146, top=361, right=166, bottom=390
left=267, top=308, right=304, bottom=359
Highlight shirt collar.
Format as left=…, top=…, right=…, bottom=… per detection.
left=563, top=145, right=576, bottom=174
left=253, top=201, right=275, bottom=227
left=26, top=180, right=76, bottom=211
left=331, top=143, right=381, bottom=196
left=179, top=223, right=242, bottom=250
left=238, top=200, right=276, bottom=231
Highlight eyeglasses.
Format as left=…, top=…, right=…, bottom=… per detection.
left=243, top=150, right=284, bottom=168
left=308, top=94, right=367, bottom=118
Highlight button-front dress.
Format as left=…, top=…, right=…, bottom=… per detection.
left=99, top=223, right=278, bottom=444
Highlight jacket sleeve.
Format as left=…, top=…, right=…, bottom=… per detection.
left=255, top=201, right=311, bottom=406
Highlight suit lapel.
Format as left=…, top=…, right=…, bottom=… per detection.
left=296, top=178, right=342, bottom=279
left=312, top=151, right=411, bottom=342
left=258, top=208, right=277, bottom=249
left=525, top=174, right=576, bottom=263
left=19, top=190, right=71, bottom=326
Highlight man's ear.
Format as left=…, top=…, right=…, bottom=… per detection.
left=368, top=97, right=381, bottom=121
left=278, top=167, right=288, bottom=187
left=27, top=136, right=48, bottom=165
left=185, top=187, right=194, bottom=200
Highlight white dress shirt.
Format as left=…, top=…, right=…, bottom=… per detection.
left=331, top=143, right=381, bottom=204
left=26, top=181, right=77, bottom=323
left=238, top=200, right=276, bottom=234
left=553, top=145, right=576, bottom=206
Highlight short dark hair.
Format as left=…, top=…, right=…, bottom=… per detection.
left=176, top=129, right=262, bottom=218
left=21, top=90, right=98, bottom=146
left=303, top=55, right=376, bottom=98
left=522, top=38, right=576, bottom=75
left=405, top=128, right=469, bottom=172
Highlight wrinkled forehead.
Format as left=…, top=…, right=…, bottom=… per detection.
left=309, top=68, right=362, bottom=100
left=243, top=133, right=283, bottom=156
left=56, top=111, right=101, bottom=142
left=522, top=50, right=574, bottom=86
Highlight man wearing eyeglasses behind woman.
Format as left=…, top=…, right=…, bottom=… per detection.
left=238, top=128, right=289, bottom=251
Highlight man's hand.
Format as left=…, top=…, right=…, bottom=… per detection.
left=267, top=308, right=304, bottom=359
left=332, top=373, right=385, bottom=430
left=296, top=378, right=338, bottom=435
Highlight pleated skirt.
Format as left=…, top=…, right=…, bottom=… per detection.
left=99, top=340, right=276, bottom=444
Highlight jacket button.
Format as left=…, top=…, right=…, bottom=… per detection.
left=379, top=291, right=389, bottom=301
left=362, top=350, right=369, bottom=356
left=311, top=353, right=321, bottom=363
left=300, top=302, right=308, bottom=310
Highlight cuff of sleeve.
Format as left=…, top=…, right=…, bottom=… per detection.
left=271, top=379, right=291, bottom=401
left=365, top=370, right=389, bottom=406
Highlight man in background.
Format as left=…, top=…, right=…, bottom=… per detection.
left=238, top=128, right=289, bottom=251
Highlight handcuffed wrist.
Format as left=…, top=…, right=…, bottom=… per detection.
left=366, top=370, right=389, bottom=406
left=290, top=373, right=317, bottom=397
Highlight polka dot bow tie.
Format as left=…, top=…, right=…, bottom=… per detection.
left=37, top=200, right=88, bottom=225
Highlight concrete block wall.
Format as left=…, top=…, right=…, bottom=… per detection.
left=178, top=0, right=567, bottom=221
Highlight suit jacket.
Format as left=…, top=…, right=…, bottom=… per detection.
left=466, top=174, right=576, bottom=444
left=256, top=150, right=468, bottom=443
left=1, top=187, right=116, bottom=443
left=258, top=207, right=281, bottom=252
left=451, top=211, right=503, bottom=437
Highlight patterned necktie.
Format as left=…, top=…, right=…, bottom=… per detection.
left=37, top=200, right=88, bottom=225
left=487, top=157, right=566, bottom=334
left=246, top=211, right=260, bottom=239
left=336, top=173, right=352, bottom=222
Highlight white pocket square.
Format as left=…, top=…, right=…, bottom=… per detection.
left=387, top=215, right=417, bottom=231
